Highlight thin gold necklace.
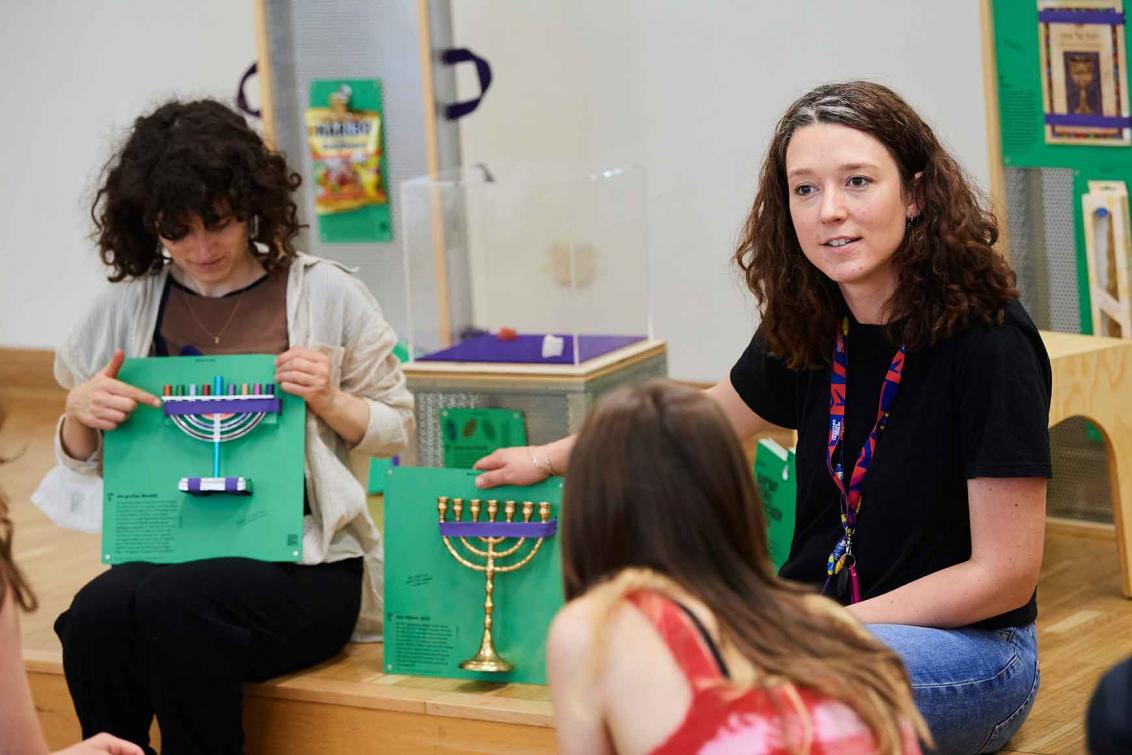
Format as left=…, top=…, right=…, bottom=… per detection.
left=181, top=287, right=247, bottom=345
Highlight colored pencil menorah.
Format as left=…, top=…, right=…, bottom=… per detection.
left=161, top=377, right=282, bottom=495
left=437, top=496, right=556, bottom=673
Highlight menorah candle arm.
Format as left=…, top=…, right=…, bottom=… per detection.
left=441, top=536, right=486, bottom=572
left=493, top=537, right=527, bottom=559
left=457, top=537, right=490, bottom=558
left=169, top=412, right=266, bottom=443
left=495, top=537, right=547, bottom=573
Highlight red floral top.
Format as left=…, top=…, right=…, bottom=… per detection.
left=626, top=591, right=921, bottom=755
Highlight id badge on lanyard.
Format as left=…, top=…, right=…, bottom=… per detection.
left=823, top=317, right=905, bottom=604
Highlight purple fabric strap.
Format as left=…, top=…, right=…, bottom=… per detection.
left=225, top=477, right=239, bottom=493
left=187, top=477, right=202, bottom=493
left=1045, top=113, right=1132, bottom=128
left=439, top=521, right=557, bottom=538
left=1038, top=9, right=1123, bottom=24
left=164, top=398, right=281, bottom=416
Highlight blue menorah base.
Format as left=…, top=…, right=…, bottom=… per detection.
left=179, top=476, right=254, bottom=496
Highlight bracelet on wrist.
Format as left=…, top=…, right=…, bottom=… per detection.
left=527, top=445, right=554, bottom=477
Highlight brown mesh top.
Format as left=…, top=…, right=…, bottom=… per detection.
left=152, top=262, right=289, bottom=357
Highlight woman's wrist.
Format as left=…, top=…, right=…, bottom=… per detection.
left=527, top=445, right=555, bottom=477
left=546, top=436, right=575, bottom=477
left=308, top=388, right=369, bottom=446
left=305, top=386, right=341, bottom=418
left=60, top=412, right=100, bottom=461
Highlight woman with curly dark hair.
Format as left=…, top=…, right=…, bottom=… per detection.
left=32, top=99, right=413, bottom=754
left=477, top=81, right=1049, bottom=753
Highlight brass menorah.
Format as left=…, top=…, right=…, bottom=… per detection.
left=437, top=496, right=556, bottom=673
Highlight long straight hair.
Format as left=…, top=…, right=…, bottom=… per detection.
left=0, top=410, right=37, bottom=613
left=561, top=381, right=928, bottom=752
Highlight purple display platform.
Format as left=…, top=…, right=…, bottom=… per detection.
left=416, top=333, right=647, bottom=364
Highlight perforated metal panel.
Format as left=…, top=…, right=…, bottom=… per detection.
left=1049, top=418, right=1113, bottom=523
left=1005, top=167, right=1080, bottom=332
left=263, top=0, right=461, bottom=339
left=1005, top=166, right=1111, bottom=522
left=406, top=350, right=668, bottom=467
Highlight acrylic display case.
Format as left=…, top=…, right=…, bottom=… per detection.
left=400, top=163, right=653, bottom=365
left=398, top=163, right=666, bottom=465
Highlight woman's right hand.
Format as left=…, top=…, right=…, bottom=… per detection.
left=65, top=349, right=161, bottom=432
left=474, top=446, right=550, bottom=489
left=55, top=732, right=145, bottom=755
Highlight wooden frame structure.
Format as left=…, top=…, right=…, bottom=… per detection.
left=982, top=0, right=1132, bottom=597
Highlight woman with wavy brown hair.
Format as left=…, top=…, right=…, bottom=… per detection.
left=32, top=99, right=413, bottom=754
left=548, top=380, right=927, bottom=754
left=479, top=81, right=1049, bottom=753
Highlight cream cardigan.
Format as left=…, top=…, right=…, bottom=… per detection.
left=32, top=254, right=414, bottom=640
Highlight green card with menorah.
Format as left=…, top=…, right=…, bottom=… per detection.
left=383, top=467, right=564, bottom=684
left=102, top=355, right=306, bottom=565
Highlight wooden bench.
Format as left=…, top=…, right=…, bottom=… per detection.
left=27, top=643, right=555, bottom=754
left=17, top=331, right=1132, bottom=753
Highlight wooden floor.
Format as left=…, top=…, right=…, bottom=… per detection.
left=3, top=385, right=1132, bottom=753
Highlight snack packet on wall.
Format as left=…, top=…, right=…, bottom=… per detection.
left=306, top=85, right=388, bottom=214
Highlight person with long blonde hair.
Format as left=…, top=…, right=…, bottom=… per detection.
left=547, top=380, right=927, bottom=754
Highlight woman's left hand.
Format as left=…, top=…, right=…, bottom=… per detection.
left=275, top=346, right=370, bottom=445
left=275, top=347, right=339, bottom=417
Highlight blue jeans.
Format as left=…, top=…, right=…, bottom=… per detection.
left=869, top=623, right=1039, bottom=754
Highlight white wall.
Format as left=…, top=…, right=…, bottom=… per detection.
left=451, top=0, right=991, bottom=381
left=0, top=0, right=991, bottom=383
left=0, top=1, right=256, bottom=351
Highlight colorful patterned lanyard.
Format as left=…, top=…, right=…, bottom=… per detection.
left=823, top=317, right=906, bottom=604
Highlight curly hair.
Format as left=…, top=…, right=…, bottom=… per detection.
left=91, top=99, right=303, bottom=282
left=734, top=81, right=1018, bottom=368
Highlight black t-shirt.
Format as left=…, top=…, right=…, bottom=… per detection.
left=730, top=299, right=1051, bottom=629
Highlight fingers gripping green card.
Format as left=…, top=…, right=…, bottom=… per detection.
left=384, top=467, right=564, bottom=685
left=102, top=355, right=306, bottom=564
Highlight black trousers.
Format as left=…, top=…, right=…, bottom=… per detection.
left=54, top=557, right=363, bottom=755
